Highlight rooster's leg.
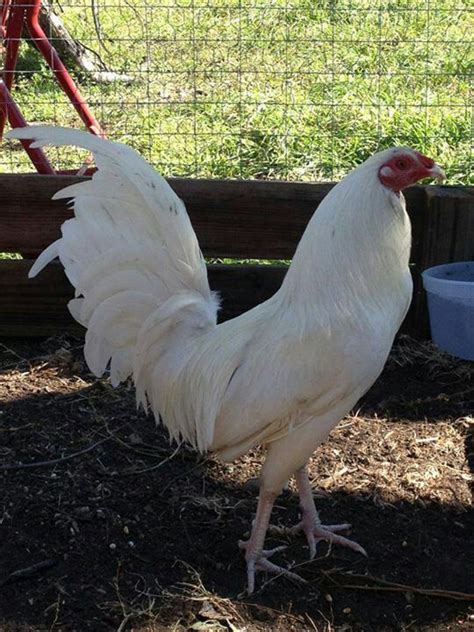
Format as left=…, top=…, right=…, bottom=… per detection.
left=289, top=466, right=367, bottom=559
left=239, top=489, right=305, bottom=593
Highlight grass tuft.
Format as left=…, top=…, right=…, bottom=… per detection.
left=1, top=1, right=471, bottom=183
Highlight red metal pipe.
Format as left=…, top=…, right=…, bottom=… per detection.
left=25, top=0, right=104, bottom=136
left=1, top=0, right=12, bottom=33
left=2, top=0, right=23, bottom=90
left=1, top=0, right=104, bottom=173
left=0, top=0, right=24, bottom=137
left=0, top=80, right=55, bottom=174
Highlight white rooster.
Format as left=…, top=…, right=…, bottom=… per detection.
left=8, top=127, right=444, bottom=592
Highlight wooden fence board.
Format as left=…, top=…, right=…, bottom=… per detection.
left=411, top=186, right=474, bottom=338
left=0, top=260, right=288, bottom=337
left=0, top=258, right=426, bottom=338
left=411, top=185, right=474, bottom=337
left=423, top=187, right=474, bottom=267
left=0, top=174, right=427, bottom=259
left=0, top=175, right=472, bottom=339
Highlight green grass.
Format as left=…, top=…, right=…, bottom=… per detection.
left=1, top=0, right=472, bottom=183
left=0, top=253, right=21, bottom=259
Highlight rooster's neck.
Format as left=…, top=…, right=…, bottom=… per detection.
left=279, top=174, right=412, bottom=326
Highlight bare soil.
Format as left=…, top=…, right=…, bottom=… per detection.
left=0, top=335, right=472, bottom=631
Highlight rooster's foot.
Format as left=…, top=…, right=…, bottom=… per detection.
left=289, top=467, right=368, bottom=559
left=294, top=520, right=367, bottom=559
left=238, top=540, right=305, bottom=593
left=268, top=521, right=367, bottom=559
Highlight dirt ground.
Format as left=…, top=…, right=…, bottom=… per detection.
left=0, top=334, right=472, bottom=631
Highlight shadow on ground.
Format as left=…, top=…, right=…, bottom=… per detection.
left=0, top=335, right=472, bottom=631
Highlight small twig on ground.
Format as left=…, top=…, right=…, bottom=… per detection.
left=245, top=600, right=306, bottom=624
left=322, top=570, right=474, bottom=601
left=100, top=417, right=170, bottom=458
left=1, top=559, right=57, bottom=586
left=0, top=417, right=134, bottom=471
left=0, top=436, right=111, bottom=471
left=0, top=341, right=84, bottom=371
left=0, top=342, right=28, bottom=363
left=125, top=444, right=181, bottom=475
left=116, top=612, right=133, bottom=632
left=166, top=561, right=246, bottom=625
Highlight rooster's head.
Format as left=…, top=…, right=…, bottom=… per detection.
left=378, top=148, right=445, bottom=192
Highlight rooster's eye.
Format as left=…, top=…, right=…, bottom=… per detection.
left=396, top=159, right=409, bottom=170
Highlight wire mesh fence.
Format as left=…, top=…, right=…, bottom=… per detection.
left=1, top=0, right=472, bottom=182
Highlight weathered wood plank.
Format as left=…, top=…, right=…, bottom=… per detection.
left=1, top=175, right=471, bottom=339
left=0, top=174, right=427, bottom=259
left=0, top=174, right=321, bottom=258
left=0, top=258, right=422, bottom=338
left=411, top=186, right=474, bottom=337
left=423, top=186, right=474, bottom=267
left=0, top=175, right=79, bottom=258
left=0, top=259, right=79, bottom=335
left=0, top=259, right=288, bottom=337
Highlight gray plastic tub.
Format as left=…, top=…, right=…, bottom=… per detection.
left=422, top=261, right=474, bottom=361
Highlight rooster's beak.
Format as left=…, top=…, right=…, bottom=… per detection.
left=428, top=164, right=446, bottom=183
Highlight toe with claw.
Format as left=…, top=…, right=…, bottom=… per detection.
left=268, top=520, right=366, bottom=559
left=239, top=540, right=305, bottom=593
left=294, top=520, right=367, bottom=559
left=290, top=467, right=368, bottom=559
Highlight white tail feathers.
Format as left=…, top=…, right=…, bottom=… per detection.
left=8, top=126, right=218, bottom=405
left=28, top=240, right=60, bottom=279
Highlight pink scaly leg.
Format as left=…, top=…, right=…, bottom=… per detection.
left=290, top=466, right=367, bottom=559
left=238, top=489, right=305, bottom=593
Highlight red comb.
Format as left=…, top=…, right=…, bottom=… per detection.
left=414, top=151, right=435, bottom=169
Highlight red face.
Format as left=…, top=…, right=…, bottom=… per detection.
left=378, top=150, right=444, bottom=192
